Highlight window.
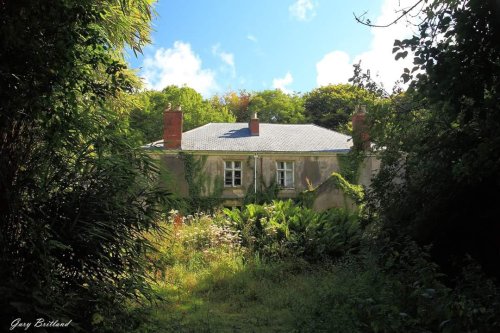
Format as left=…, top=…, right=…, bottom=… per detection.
left=224, top=161, right=242, bottom=187
left=276, top=161, right=294, bottom=188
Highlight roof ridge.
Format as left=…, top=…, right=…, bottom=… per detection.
left=182, top=122, right=213, bottom=135
left=308, top=123, right=351, bottom=137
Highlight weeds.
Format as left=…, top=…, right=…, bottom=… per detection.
left=133, top=203, right=500, bottom=332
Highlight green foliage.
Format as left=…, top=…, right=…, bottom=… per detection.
left=298, top=171, right=364, bottom=210
left=129, top=86, right=236, bottom=144
left=136, top=206, right=500, bottom=333
left=338, top=150, right=365, bottom=183
left=445, top=258, right=500, bottom=332
left=130, top=88, right=305, bottom=143
left=181, top=153, right=208, bottom=197
left=224, top=200, right=362, bottom=261
left=179, top=153, right=223, bottom=213
left=162, top=85, right=236, bottom=130
left=148, top=212, right=244, bottom=279
left=369, top=0, right=500, bottom=277
left=129, top=90, right=168, bottom=144
left=0, top=0, right=167, bottom=331
left=248, top=89, right=306, bottom=123
left=213, top=90, right=251, bottom=122
left=303, top=84, right=379, bottom=133
left=295, top=239, right=500, bottom=333
left=328, top=172, right=365, bottom=203
left=243, top=181, right=280, bottom=205
left=296, top=189, right=316, bottom=209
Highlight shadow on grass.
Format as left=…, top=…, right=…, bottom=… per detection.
left=134, top=259, right=345, bottom=333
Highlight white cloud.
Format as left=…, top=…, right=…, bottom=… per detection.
left=212, top=44, right=236, bottom=77
left=142, top=41, right=218, bottom=96
left=247, top=34, right=258, bottom=43
left=272, top=72, right=294, bottom=94
left=289, top=0, right=317, bottom=22
left=315, top=0, right=417, bottom=91
left=316, top=51, right=353, bottom=86
left=220, top=52, right=235, bottom=68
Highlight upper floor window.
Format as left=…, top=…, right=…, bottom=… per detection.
left=224, top=161, right=242, bottom=187
left=276, top=161, right=294, bottom=188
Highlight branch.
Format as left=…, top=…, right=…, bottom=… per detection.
left=353, top=0, right=426, bottom=28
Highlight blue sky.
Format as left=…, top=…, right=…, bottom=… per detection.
left=127, top=0, right=417, bottom=97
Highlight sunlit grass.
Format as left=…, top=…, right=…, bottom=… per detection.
left=136, top=211, right=348, bottom=332
left=144, top=259, right=346, bottom=332
left=132, top=207, right=500, bottom=333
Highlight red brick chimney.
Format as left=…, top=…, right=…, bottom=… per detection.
left=352, top=105, right=370, bottom=151
left=249, top=112, right=259, bottom=136
left=163, top=104, right=183, bottom=149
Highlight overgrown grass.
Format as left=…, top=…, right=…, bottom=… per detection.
left=144, top=260, right=348, bottom=332
left=132, top=203, right=500, bottom=332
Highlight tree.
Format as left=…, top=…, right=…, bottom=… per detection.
left=162, top=85, right=236, bottom=130
left=369, top=0, right=500, bottom=277
left=349, top=60, right=396, bottom=96
left=130, top=86, right=236, bottom=143
left=0, top=0, right=167, bottom=330
left=247, top=89, right=305, bottom=123
left=303, top=84, right=379, bottom=133
left=216, top=90, right=251, bottom=122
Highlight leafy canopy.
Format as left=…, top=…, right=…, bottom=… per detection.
left=0, top=0, right=168, bottom=330
left=248, top=89, right=306, bottom=123
left=130, top=86, right=236, bottom=144
left=369, top=0, right=500, bottom=277
left=304, top=84, right=380, bottom=133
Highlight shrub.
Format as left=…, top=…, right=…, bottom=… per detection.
left=147, top=211, right=244, bottom=282
left=224, top=200, right=362, bottom=261
left=296, top=239, right=500, bottom=333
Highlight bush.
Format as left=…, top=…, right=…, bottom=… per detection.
left=224, top=200, right=362, bottom=261
left=0, top=1, right=162, bottom=331
left=147, top=211, right=245, bottom=283
left=296, top=239, right=500, bottom=333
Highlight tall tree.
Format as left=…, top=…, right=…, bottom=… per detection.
left=303, top=84, right=379, bottom=133
left=0, top=0, right=167, bottom=330
left=370, top=0, right=500, bottom=277
left=130, top=86, right=236, bottom=143
left=216, top=90, right=251, bottom=122
left=161, top=85, right=236, bottom=130
left=248, top=89, right=305, bottom=123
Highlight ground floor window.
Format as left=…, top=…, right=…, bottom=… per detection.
left=276, top=161, right=294, bottom=188
left=224, top=161, right=242, bottom=187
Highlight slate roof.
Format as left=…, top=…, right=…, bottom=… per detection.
left=144, top=123, right=352, bottom=153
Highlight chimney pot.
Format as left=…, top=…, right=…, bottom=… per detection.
left=249, top=113, right=259, bottom=136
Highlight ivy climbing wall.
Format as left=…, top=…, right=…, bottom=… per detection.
left=156, top=151, right=380, bottom=210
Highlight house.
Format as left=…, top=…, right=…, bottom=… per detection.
left=144, top=105, right=380, bottom=210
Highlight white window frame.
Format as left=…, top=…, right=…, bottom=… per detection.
left=276, top=161, right=294, bottom=188
left=224, top=161, right=242, bottom=187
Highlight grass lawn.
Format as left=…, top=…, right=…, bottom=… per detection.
left=141, top=259, right=349, bottom=332
left=133, top=212, right=362, bottom=332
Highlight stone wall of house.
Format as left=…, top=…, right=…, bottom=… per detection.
left=311, top=183, right=357, bottom=212
left=158, top=154, right=189, bottom=196
left=156, top=152, right=380, bottom=209
left=358, top=155, right=382, bottom=188
left=157, top=152, right=343, bottom=204
left=203, top=153, right=344, bottom=203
